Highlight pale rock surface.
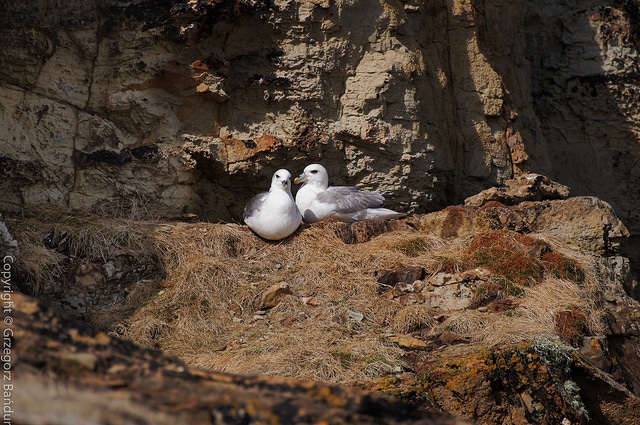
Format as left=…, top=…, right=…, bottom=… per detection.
left=261, top=282, right=293, bottom=309
left=464, top=173, right=570, bottom=207
left=415, top=195, right=629, bottom=257
left=0, top=213, right=19, bottom=259
left=389, top=335, right=428, bottom=349
left=0, top=0, right=639, bottom=243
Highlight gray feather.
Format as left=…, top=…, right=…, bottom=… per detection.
left=316, top=186, right=385, bottom=213
left=243, top=192, right=269, bottom=222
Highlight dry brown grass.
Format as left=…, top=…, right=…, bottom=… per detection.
left=390, top=304, right=436, bottom=333
left=5, top=208, right=160, bottom=296
left=435, top=232, right=607, bottom=349
left=7, top=209, right=613, bottom=386
left=122, top=223, right=414, bottom=382
left=12, top=238, right=65, bottom=296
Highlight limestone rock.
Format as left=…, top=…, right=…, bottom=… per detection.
left=390, top=335, right=428, bottom=350
left=260, top=282, right=293, bottom=309
left=0, top=213, right=19, bottom=259
left=410, top=342, right=640, bottom=425
left=424, top=273, right=484, bottom=312
left=0, top=0, right=638, bottom=242
left=518, top=196, right=630, bottom=254
left=464, top=174, right=570, bottom=207
left=416, top=196, right=629, bottom=255
left=376, top=267, right=426, bottom=287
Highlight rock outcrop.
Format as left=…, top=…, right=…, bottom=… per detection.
left=3, top=0, right=640, bottom=423
left=8, top=292, right=471, bottom=425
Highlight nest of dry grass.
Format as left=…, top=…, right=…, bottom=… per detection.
left=117, top=223, right=609, bottom=384
left=6, top=208, right=612, bottom=386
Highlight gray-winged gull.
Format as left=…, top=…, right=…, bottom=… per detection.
left=293, top=163, right=405, bottom=223
left=243, top=169, right=302, bottom=240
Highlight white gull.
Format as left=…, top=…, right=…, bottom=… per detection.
left=243, top=169, right=302, bottom=240
left=294, top=163, right=405, bottom=223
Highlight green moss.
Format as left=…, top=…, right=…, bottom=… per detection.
left=395, top=238, right=432, bottom=257
left=468, top=231, right=546, bottom=285
left=365, top=355, right=391, bottom=365
left=465, top=230, right=586, bottom=308
left=541, top=252, right=585, bottom=284
left=332, top=350, right=357, bottom=368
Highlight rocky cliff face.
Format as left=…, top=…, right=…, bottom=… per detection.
left=1, top=0, right=639, bottom=237
left=3, top=1, right=640, bottom=424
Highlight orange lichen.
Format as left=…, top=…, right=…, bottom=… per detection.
left=223, top=134, right=281, bottom=162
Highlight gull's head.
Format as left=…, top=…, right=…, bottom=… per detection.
left=294, top=163, right=329, bottom=188
left=271, top=169, right=292, bottom=192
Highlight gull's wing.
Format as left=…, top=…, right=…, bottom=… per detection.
left=316, top=186, right=385, bottom=214
left=243, top=191, right=269, bottom=222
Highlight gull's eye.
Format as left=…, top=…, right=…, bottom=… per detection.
left=310, top=170, right=318, bottom=174
left=275, top=174, right=280, bottom=179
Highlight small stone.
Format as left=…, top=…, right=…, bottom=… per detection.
left=333, top=313, right=349, bottom=324
left=103, top=262, right=117, bottom=278
left=430, top=272, right=459, bottom=287
left=13, top=293, right=40, bottom=314
left=95, top=332, right=111, bottom=345
left=261, top=282, right=293, bottom=309
left=389, top=335, right=427, bottom=349
left=394, top=280, right=423, bottom=294
left=464, top=173, right=570, bottom=207
left=347, top=310, right=364, bottom=321
left=75, top=263, right=104, bottom=286
left=301, top=296, right=319, bottom=306
left=463, top=268, right=491, bottom=281
left=60, top=352, right=98, bottom=371
left=376, top=267, right=426, bottom=286
left=107, top=364, right=127, bottom=374
left=411, top=280, right=424, bottom=292
left=520, top=391, right=534, bottom=413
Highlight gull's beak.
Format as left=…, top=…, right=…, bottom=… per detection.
left=281, top=179, right=290, bottom=189
left=294, top=172, right=307, bottom=185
